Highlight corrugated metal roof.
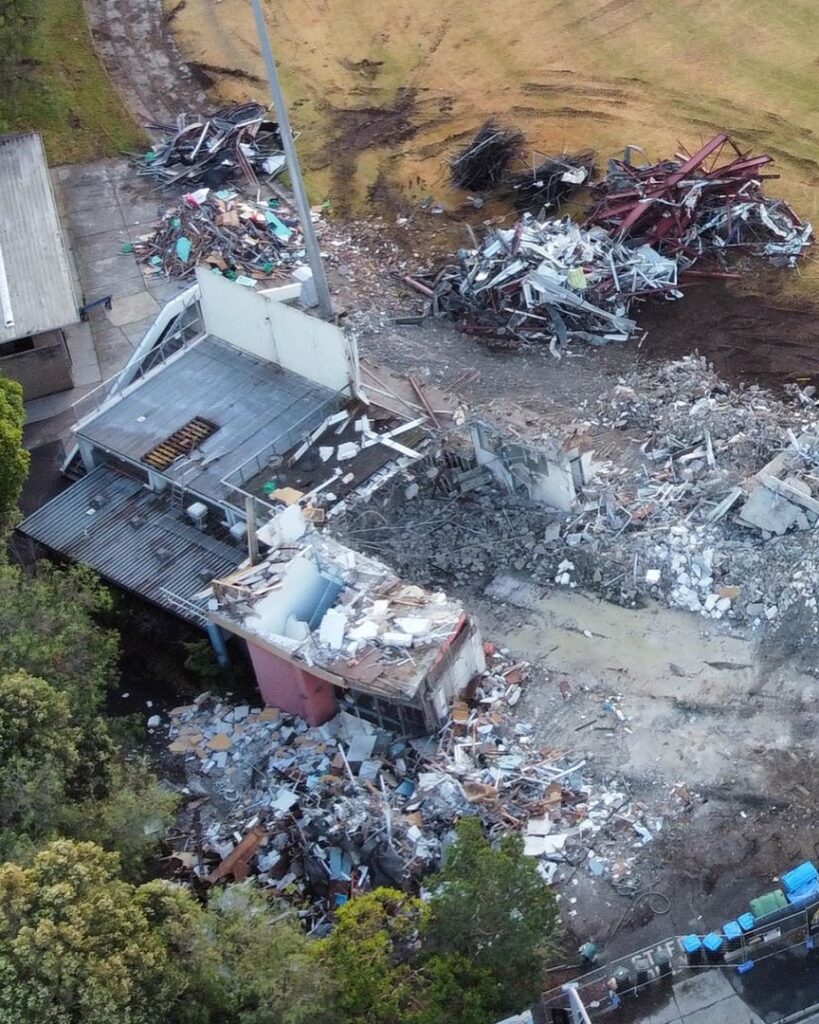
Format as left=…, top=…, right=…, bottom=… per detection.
left=0, top=133, right=79, bottom=343
left=76, top=336, right=341, bottom=505
left=17, top=465, right=241, bottom=623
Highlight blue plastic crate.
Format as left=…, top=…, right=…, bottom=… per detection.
left=738, top=913, right=755, bottom=932
left=781, top=861, right=818, bottom=895
left=786, top=881, right=819, bottom=907
left=723, top=921, right=742, bottom=941
left=682, top=935, right=703, bottom=953
left=703, top=933, right=724, bottom=953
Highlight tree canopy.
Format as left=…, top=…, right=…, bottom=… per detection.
left=317, top=889, right=428, bottom=1024
left=0, top=378, right=28, bottom=535
left=0, top=671, right=80, bottom=859
left=427, top=816, right=559, bottom=1014
left=0, top=842, right=338, bottom=1024
left=162, top=884, right=337, bottom=1024
left=0, top=841, right=176, bottom=1024
left=0, top=562, right=118, bottom=719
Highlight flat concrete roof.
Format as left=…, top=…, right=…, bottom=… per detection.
left=0, top=133, right=79, bottom=343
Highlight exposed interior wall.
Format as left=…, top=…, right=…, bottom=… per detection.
left=424, top=616, right=486, bottom=726
left=196, top=268, right=358, bottom=394
left=471, top=420, right=579, bottom=512
left=246, top=640, right=338, bottom=726
left=250, top=554, right=326, bottom=641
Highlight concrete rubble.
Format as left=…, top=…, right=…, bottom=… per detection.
left=161, top=648, right=689, bottom=922
left=336, top=355, right=819, bottom=636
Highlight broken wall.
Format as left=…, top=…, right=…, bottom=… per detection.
left=471, top=420, right=582, bottom=511
left=196, top=268, right=358, bottom=395
left=423, top=616, right=486, bottom=727
left=250, top=553, right=343, bottom=644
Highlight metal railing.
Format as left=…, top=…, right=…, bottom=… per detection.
left=541, top=897, right=819, bottom=1020
left=70, top=287, right=203, bottom=428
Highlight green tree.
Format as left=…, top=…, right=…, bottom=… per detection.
left=315, top=888, right=427, bottom=1024
left=0, top=562, right=118, bottom=719
left=0, top=671, right=79, bottom=858
left=59, top=758, right=179, bottom=881
left=0, top=377, right=28, bottom=535
left=0, top=840, right=178, bottom=1024
left=153, top=883, right=337, bottom=1024
left=427, top=817, right=560, bottom=1015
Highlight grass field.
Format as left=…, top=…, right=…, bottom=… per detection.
left=0, top=0, right=143, bottom=163
left=167, top=0, right=819, bottom=229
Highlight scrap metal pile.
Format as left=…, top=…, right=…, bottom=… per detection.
left=138, top=103, right=286, bottom=191
left=415, top=216, right=679, bottom=349
left=450, top=119, right=524, bottom=191
left=502, top=150, right=595, bottom=212
left=426, top=133, right=811, bottom=349
left=134, top=189, right=309, bottom=281
left=586, top=133, right=812, bottom=267
left=161, top=648, right=684, bottom=923
left=451, top=120, right=594, bottom=213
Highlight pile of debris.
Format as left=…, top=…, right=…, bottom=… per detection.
left=134, top=189, right=310, bottom=281
left=450, top=119, right=525, bottom=191
left=426, top=133, right=811, bottom=349
left=161, top=653, right=681, bottom=921
left=138, top=103, right=286, bottom=191
left=586, top=134, right=812, bottom=268
left=337, top=355, right=819, bottom=630
left=502, top=150, right=595, bottom=213
left=409, top=215, right=679, bottom=348
left=434, top=647, right=690, bottom=887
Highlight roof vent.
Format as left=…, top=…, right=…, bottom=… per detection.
left=154, top=546, right=173, bottom=565
left=141, top=417, right=219, bottom=471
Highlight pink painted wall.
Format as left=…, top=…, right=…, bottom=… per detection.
left=246, top=641, right=338, bottom=726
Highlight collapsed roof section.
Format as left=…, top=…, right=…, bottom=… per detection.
left=205, top=506, right=485, bottom=731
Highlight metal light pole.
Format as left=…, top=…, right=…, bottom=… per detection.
left=250, top=0, right=334, bottom=320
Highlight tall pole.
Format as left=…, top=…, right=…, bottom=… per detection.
left=250, top=0, right=334, bottom=320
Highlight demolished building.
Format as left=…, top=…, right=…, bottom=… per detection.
left=17, top=267, right=482, bottom=729
left=206, top=514, right=484, bottom=731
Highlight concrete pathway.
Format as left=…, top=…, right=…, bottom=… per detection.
left=25, top=160, right=184, bottom=439
left=84, top=0, right=207, bottom=124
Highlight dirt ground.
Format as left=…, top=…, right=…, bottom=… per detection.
left=470, top=582, right=819, bottom=955
left=164, top=0, right=819, bottom=281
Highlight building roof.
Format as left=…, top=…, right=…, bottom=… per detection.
left=0, top=133, right=79, bottom=344
left=75, top=335, right=342, bottom=506
left=17, top=465, right=241, bottom=621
